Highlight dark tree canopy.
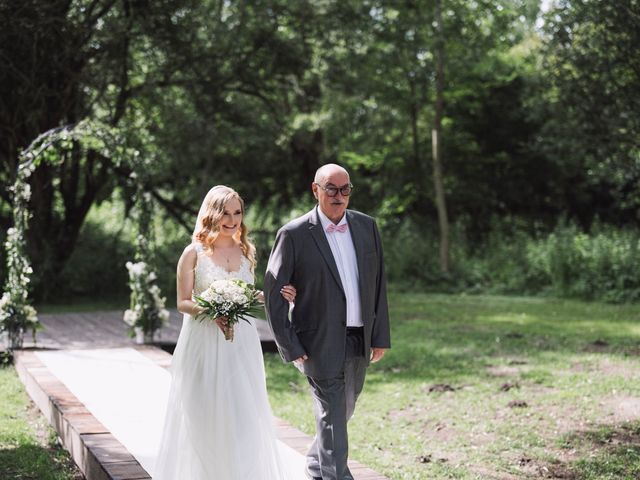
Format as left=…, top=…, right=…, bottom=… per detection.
left=1, top=0, right=638, bottom=297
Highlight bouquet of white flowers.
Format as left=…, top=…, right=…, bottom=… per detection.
left=193, top=279, right=261, bottom=341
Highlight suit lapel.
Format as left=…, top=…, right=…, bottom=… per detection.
left=346, top=210, right=368, bottom=309
left=308, top=207, right=344, bottom=292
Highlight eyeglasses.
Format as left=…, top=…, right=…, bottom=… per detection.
left=315, top=182, right=354, bottom=197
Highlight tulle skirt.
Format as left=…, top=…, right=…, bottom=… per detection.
left=154, top=316, right=297, bottom=479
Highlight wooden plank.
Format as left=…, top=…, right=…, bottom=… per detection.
left=82, top=433, right=137, bottom=464
left=21, top=310, right=276, bottom=350
left=102, top=461, right=151, bottom=480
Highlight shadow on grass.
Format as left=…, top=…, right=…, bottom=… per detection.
left=0, top=443, right=78, bottom=480
left=547, top=422, right=640, bottom=479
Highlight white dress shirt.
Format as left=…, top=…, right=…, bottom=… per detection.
left=317, top=207, right=363, bottom=327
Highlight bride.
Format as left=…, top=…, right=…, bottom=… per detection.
left=154, top=185, right=299, bottom=479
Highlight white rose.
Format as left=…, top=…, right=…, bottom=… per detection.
left=24, top=305, right=38, bottom=323
left=0, top=292, right=10, bottom=308
left=232, top=294, right=247, bottom=304
left=159, top=309, right=170, bottom=323
left=124, top=309, right=139, bottom=326
left=153, top=295, right=166, bottom=309
left=126, top=261, right=146, bottom=277
left=200, top=288, right=216, bottom=303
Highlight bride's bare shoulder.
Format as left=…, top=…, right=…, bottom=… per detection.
left=178, top=243, right=200, bottom=267
left=183, top=243, right=201, bottom=254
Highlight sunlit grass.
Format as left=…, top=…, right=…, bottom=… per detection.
left=0, top=367, right=81, bottom=479
left=37, top=296, right=129, bottom=314
left=265, top=293, right=640, bottom=479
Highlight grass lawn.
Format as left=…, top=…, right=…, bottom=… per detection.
left=0, top=365, right=82, bottom=480
left=36, top=296, right=129, bottom=314
left=264, top=293, right=640, bottom=479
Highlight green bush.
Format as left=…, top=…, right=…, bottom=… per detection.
left=382, top=218, right=640, bottom=303
left=535, top=222, right=640, bottom=302
left=16, top=194, right=640, bottom=306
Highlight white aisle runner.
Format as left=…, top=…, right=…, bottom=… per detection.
left=35, top=348, right=306, bottom=478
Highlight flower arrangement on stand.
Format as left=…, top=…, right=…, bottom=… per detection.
left=124, top=260, right=169, bottom=343
left=1, top=159, right=42, bottom=351
left=123, top=185, right=169, bottom=343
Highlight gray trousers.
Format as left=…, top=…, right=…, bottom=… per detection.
left=305, top=329, right=368, bottom=480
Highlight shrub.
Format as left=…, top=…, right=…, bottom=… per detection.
left=382, top=217, right=640, bottom=303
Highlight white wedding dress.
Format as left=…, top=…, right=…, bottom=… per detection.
left=154, top=244, right=298, bottom=479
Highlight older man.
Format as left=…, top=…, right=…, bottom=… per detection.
left=265, top=164, right=391, bottom=480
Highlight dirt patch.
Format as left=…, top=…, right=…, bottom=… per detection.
left=571, top=359, right=638, bottom=380
left=386, top=403, right=429, bottom=423
left=601, top=395, right=640, bottom=423
left=468, top=465, right=521, bottom=480
left=417, top=420, right=498, bottom=466
left=500, top=382, right=520, bottom=391
left=598, top=359, right=639, bottom=380
left=624, top=345, right=640, bottom=356
left=516, top=457, right=578, bottom=479
left=427, top=383, right=456, bottom=393
left=508, top=359, right=528, bottom=366
left=484, top=358, right=530, bottom=376
left=486, top=365, right=522, bottom=377
left=395, top=366, right=639, bottom=478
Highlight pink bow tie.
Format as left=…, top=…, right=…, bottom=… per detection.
left=326, top=223, right=348, bottom=233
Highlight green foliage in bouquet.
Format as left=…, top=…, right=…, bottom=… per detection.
left=193, top=279, right=261, bottom=340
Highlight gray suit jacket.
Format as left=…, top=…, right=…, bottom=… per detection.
left=264, top=207, right=391, bottom=379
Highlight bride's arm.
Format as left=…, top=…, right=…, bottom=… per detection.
left=256, top=285, right=296, bottom=304
left=176, top=244, right=203, bottom=317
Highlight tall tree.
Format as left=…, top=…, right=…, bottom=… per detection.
left=0, top=0, right=131, bottom=297
left=317, top=0, right=540, bottom=231
left=0, top=0, right=320, bottom=298
left=431, top=0, right=449, bottom=273
left=541, top=0, right=640, bottom=224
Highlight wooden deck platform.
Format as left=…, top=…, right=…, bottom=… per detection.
left=22, top=310, right=277, bottom=351
left=14, top=311, right=388, bottom=480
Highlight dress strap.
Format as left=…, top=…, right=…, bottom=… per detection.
left=194, top=242, right=205, bottom=254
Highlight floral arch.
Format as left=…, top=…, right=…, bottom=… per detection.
left=1, top=120, right=168, bottom=350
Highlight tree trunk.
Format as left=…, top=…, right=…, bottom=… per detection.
left=432, top=0, right=450, bottom=274
left=409, top=78, right=428, bottom=213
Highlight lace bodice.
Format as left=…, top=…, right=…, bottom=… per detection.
left=193, top=244, right=254, bottom=295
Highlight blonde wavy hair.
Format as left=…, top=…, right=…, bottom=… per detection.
left=193, top=186, right=256, bottom=270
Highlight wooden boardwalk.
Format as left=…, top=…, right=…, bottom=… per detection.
left=15, top=311, right=388, bottom=480
left=22, top=310, right=276, bottom=351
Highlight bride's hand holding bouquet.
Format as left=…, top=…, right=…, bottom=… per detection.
left=193, top=279, right=261, bottom=341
